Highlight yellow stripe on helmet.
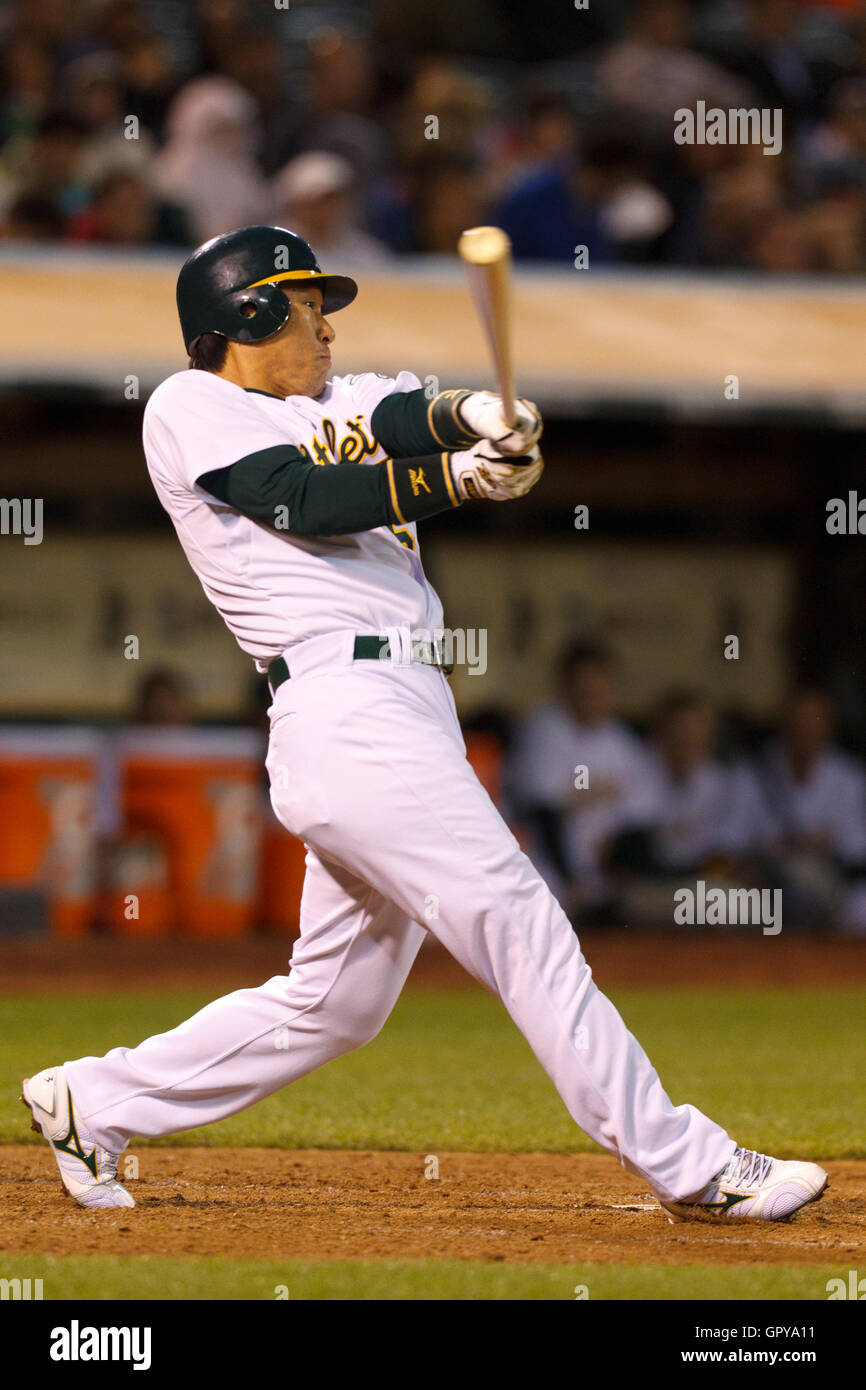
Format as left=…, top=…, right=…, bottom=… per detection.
left=244, top=270, right=327, bottom=289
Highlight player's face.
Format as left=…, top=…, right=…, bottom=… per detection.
left=260, top=284, right=335, bottom=398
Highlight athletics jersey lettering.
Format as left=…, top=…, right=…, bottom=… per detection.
left=306, top=415, right=381, bottom=467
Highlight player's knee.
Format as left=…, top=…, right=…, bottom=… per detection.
left=326, top=1020, right=383, bottom=1058
left=349, top=1000, right=390, bottom=1049
left=326, top=998, right=391, bottom=1056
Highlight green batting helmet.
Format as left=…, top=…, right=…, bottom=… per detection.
left=176, top=225, right=358, bottom=353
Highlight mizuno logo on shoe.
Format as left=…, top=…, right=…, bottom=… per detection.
left=700, top=1190, right=752, bottom=1214
left=52, top=1087, right=98, bottom=1180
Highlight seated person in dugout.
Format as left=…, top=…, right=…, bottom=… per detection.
left=506, top=641, right=657, bottom=923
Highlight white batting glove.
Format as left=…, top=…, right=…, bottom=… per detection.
left=456, top=391, right=543, bottom=456
left=449, top=442, right=544, bottom=502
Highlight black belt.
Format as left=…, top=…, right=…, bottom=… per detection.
left=268, top=635, right=453, bottom=693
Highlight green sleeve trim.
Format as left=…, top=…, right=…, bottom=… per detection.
left=371, top=388, right=479, bottom=456
left=196, top=444, right=459, bottom=537
left=197, top=445, right=391, bottom=536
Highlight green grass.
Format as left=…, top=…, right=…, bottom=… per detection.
left=3, top=983, right=862, bottom=1302
left=1, top=985, right=864, bottom=1157
left=0, top=1253, right=848, bottom=1301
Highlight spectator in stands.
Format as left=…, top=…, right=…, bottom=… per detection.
left=220, top=31, right=289, bottom=178
left=516, top=91, right=580, bottom=172
left=152, top=76, right=271, bottom=242
left=749, top=196, right=866, bottom=273
left=712, top=0, right=827, bottom=135
left=798, top=169, right=866, bottom=271
left=192, top=0, right=251, bottom=77
left=0, top=34, right=54, bottom=152
left=272, top=152, right=390, bottom=266
left=64, top=51, right=155, bottom=186
left=395, top=57, right=495, bottom=166
left=94, top=0, right=152, bottom=57
left=753, top=685, right=866, bottom=927
left=6, top=0, right=82, bottom=57
left=747, top=204, right=812, bottom=271
left=76, top=2, right=177, bottom=144
left=801, top=76, right=866, bottom=180
left=369, top=58, right=496, bottom=253
left=67, top=168, right=191, bottom=246
left=691, top=141, right=780, bottom=268
left=0, top=190, right=64, bottom=239
left=700, top=143, right=864, bottom=273
left=270, top=26, right=385, bottom=183
left=495, top=122, right=673, bottom=265
left=506, top=641, right=657, bottom=923
left=306, top=25, right=379, bottom=140
left=409, top=153, right=486, bottom=254
left=597, top=0, right=749, bottom=136
left=479, top=88, right=575, bottom=207
left=119, top=32, right=177, bottom=145
left=11, top=111, right=89, bottom=222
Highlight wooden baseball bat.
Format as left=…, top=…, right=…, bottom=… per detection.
left=457, top=225, right=517, bottom=428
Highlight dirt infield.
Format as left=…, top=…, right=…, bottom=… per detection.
left=3, top=934, right=864, bottom=1274
left=2, top=1148, right=864, bottom=1267
left=2, top=930, right=866, bottom=995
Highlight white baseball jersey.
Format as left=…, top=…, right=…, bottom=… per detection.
left=142, top=368, right=444, bottom=667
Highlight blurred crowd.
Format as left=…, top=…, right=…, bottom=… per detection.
left=3, top=0, right=866, bottom=271
left=497, top=642, right=866, bottom=932
left=126, top=655, right=866, bottom=934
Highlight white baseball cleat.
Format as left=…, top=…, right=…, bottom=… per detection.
left=661, top=1146, right=828, bottom=1223
left=21, top=1065, right=134, bottom=1210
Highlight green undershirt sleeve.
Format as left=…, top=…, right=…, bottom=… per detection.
left=196, top=444, right=460, bottom=536
left=371, top=388, right=480, bottom=456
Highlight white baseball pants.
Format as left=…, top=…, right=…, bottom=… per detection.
left=65, top=634, right=734, bottom=1202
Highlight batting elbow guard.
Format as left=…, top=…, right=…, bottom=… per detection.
left=427, top=389, right=481, bottom=449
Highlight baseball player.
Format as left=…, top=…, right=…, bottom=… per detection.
left=23, top=226, right=826, bottom=1225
